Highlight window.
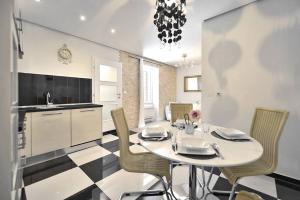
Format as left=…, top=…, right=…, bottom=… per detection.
left=144, top=66, right=154, bottom=106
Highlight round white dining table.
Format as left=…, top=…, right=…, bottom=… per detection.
left=139, top=122, right=263, bottom=200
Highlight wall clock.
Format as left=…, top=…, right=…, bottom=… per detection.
left=58, top=44, right=72, bottom=64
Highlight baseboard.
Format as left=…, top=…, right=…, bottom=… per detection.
left=103, top=130, right=117, bottom=136
left=268, top=173, right=300, bottom=191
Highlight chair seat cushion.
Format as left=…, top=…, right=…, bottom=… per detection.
left=220, top=159, right=271, bottom=184
left=236, top=191, right=262, bottom=200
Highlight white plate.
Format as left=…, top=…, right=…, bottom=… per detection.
left=146, top=125, right=165, bottom=135
left=177, top=144, right=216, bottom=156
left=142, top=130, right=168, bottom=138
left=215, top=129, right=251, bottom=140
left=218, top=128, right=245, bottom=137
left=181, top=138, right=210, bottom=151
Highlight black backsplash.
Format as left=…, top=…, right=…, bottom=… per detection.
left=18, top=73, right=92, bottom=106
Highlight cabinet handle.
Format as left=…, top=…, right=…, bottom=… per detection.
left=18, top=130, right=26, bottom=150
left=42, top=112, right=63, bottom=116
left=20, top=155, right=27, bottom=167
left=80, top=109, right=95, bottom=112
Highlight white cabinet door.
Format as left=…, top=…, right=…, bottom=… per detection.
left=31, top=110, right=71, bottom=156
left=71, top=107, right=102, bottom=146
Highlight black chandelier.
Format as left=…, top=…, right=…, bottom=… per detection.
left=154, top=0, right=187, bottom=45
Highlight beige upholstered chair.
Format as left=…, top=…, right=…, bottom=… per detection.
left=170, top=103, right=193, bottom=124
left=236, top=191, right=262, bottom=200
left=111, top=108, right=171, bottom=200
left=218, top=107, right=289, bottom=200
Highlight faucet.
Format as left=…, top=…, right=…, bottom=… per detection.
left=46, top=92, right=53, bottom=105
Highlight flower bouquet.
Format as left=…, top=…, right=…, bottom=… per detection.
left=184, top=110, right=201, bottom=134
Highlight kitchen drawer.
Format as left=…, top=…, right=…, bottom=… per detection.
left=71, top=107, right=102, bottom=146
left=31, top=110, right=71, bottom=156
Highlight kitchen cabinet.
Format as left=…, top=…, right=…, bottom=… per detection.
left=31, top=110, right=71, bottom=156
left=71, top=107, right=102, bottom=146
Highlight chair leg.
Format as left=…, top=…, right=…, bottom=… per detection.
left=169, top=161, right=179, bottom=200
left=229, top=181, right=238, bottom=200
left=158, top=176, right=172, bottom=200
left=211, top=178, right=239, bottom=197
left=119, top=190, right=165, bottom=200
left=118, top=176, right=171, bottom=200
left=206, top=167, right=214, bottom=191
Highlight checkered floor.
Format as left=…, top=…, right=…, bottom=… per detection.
left=21, top=132, right=300, bottom=200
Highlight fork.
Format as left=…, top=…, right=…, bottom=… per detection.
left=211, top=143, right=224, bottom=159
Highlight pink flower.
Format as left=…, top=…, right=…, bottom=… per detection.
left=189, top=110, right=201, bottom=122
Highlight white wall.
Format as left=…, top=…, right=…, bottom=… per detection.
left=19, top=22, right=120, bottom=78
left=202, top=0, right=300, bottom=179
left=176, top=65, right=202, bottom=106
left=0, top=0, right=13, bottom=199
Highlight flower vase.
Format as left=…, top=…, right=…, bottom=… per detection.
left=185, top=124, right=194, bottom=134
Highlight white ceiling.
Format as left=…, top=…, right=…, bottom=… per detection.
left=17, top=0, right=256, bottom=66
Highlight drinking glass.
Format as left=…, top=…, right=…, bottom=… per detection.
left=176, top=122, right=184, bottom=130
left=201, top=122, right=210, bottom=134
left=170, top=127, right=178, bottom=145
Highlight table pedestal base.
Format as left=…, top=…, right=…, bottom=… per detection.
left=170, top=165, right=220, bottom=200
left=189, top=165, right=197, bottom=199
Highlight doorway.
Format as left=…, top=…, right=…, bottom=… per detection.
left=93, top=59, right=122, bottom=132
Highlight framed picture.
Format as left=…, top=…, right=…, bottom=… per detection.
left=184, top=75, right=201, bottom=92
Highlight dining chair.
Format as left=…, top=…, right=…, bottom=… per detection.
left=111, top=108, right=172, bottom=200
left=214, top=107, right=289, bottom=200
left=170, top=103, right=193, bottom=124
left=236, top=191, right=262, bottom=200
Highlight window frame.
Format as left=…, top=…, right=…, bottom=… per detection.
left=143, top=65, right=155, bottom=107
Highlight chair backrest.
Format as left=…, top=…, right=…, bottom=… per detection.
left=111, top=108, right=131, bottom=168
left=170, top=103, right=193, bottom=123
left=250, top=107, right=289, bottom=173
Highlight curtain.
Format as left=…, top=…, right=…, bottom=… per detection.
left=138, top=58, right=145, bottom=128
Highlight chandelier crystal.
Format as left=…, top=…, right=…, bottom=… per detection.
left=153, top=0, right=187, bottom=45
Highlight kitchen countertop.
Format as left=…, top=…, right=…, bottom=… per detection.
left=18, top=103, right=103, bottom=131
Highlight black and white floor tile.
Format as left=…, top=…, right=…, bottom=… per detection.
left=21, top=132, right=300, bottom=200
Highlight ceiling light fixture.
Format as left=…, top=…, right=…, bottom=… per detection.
left=79, top=15, right=86, bottom=21
left=154, top=0, right=187, bottom=46
left=111, top=29, right=116, bottom=34
left=178, top=53, right=196, bottom=68
left=35, top=0, right=41, bottom=2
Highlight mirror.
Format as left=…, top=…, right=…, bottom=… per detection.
left=184, top=75, right=201, bottom=92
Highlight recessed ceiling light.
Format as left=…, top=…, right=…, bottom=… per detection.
left=80, top=15, right=86, bottom=21
left=35, top=0, right=41, bottom=2
left=111, top=29, right=116, bottom=34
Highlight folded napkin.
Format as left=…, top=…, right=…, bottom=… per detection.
left=180, top=137, right=210, bottom=151
left=145, top=125, right=165, bottom=136
left=214, top=128, right=251, bottom=141
left=217, top=128, right=245, bottom=137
